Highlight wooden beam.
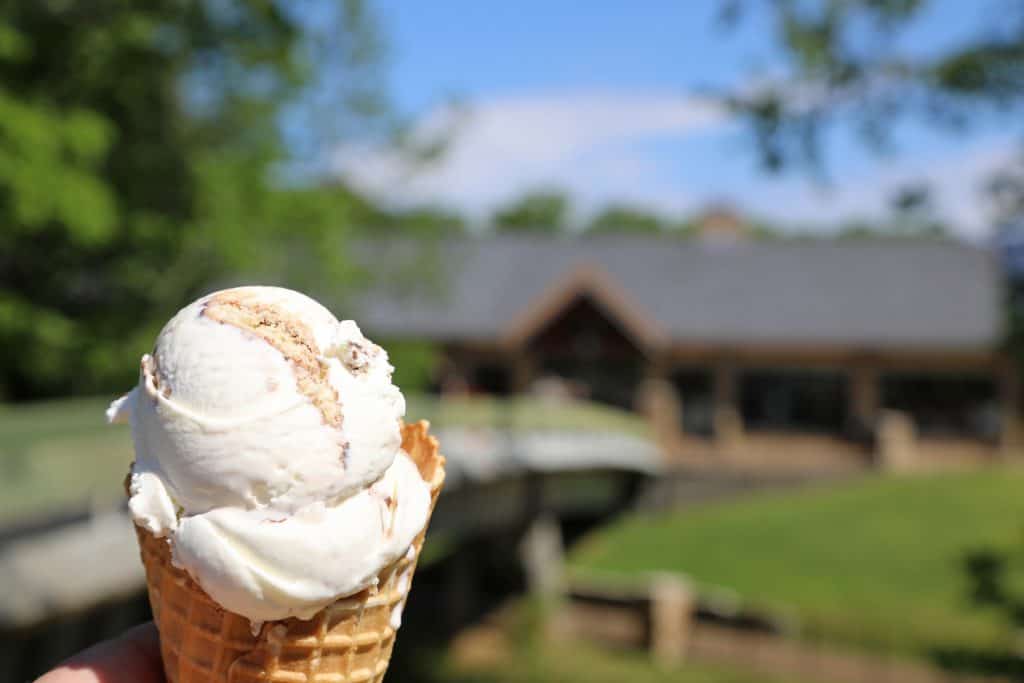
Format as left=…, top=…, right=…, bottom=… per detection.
left=664, top=344, right=1001, bottom=372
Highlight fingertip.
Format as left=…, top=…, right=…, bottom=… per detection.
left=119, top=621, right=163, bottom=672
left=35, top=622, right=164, bottom=683
left=120, top=621, right=160, bottom=651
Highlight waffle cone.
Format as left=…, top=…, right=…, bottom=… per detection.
left=133, top=420, right=446, bottom=683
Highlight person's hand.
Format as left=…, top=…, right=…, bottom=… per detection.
left=35, top=622, right=164, bottom=683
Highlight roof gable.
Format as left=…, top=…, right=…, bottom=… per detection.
left=502, top=264, right=669, bottom=351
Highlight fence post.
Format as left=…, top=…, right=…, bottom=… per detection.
left=519, top=514, right=565, bottom=600
left=648, top=573, right=694, bottom=667
left=518, top=514, right=566, bottom=641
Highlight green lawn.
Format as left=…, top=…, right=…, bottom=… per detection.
left=0, top=397, right=134, bottom=524
left=0, top=395, right=648, bottom=526
left=437, top=638, right=818, bottom=683
left=571, top=468, right=1024, bottom=661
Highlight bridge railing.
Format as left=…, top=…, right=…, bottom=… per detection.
left=404, top=394, right=662, bottom=492
left=405, top=393, right=652, bottom=438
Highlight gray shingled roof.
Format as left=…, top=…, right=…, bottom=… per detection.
left=355, top=237, right=1003, bottom=350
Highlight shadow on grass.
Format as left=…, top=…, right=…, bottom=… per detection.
left=929, top=646, right=1024, bottom=679
left=929, top=546, right=1024, bottom=678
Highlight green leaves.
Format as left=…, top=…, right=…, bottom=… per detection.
left=0, top=23, right=29, bottom=61
left=0, top=292, right=76, bottom=396
left=493, top=190, right=572, bottom=234
left=932, top=43, right=1024, bottom=100
left=0, top=92, right=116, bottom=245
left=724, top=0, right=1024, bottom=174
left=62, top=109, right=114, bottom=163
left=585, top=204, right=666, bottom=236
left=0, top=1, right=389, bottom=399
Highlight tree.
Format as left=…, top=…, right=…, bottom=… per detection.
left=492, top=189, right=571, bottom=234
left=888, top=184, right=949, bottom=236
left=989, top=155, right=1024, bottom=226
left=720, top=0, right=1024, bottom=218
left=584, top=204, right=665, bottom=235
left=0, top=1, right=387, bottom=399
left=384, top=205, right=466, bottom=237
left=838, top=186, right=952, bottom=238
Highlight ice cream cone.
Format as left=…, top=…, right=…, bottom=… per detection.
left=133, top=420, right=445, bottom=683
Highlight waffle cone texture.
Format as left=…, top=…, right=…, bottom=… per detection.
left=133, top=420, right=446, bottom=683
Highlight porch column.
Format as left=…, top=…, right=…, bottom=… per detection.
left=849, top=364, right=880, bottom=435
left=638, top=354, right=684, bottom=460
left=712, top=361, right=743, bottom=453
left=511, top=351, right=537, bottom=393
left=877, top=410, right=917, bottom=470
left=439, top=347, right=471, bottom=394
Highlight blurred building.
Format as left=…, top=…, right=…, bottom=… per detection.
left=362, top=235, right=1014, bottom=466
left=996, top=215, right=1024, bottom=313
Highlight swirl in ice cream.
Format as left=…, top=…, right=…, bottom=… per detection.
left=108, top=286, right=431, bottom=624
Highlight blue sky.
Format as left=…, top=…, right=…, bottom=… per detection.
left=333, top=1, right=1022, bottom=238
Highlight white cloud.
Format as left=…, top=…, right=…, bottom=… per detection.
left=744, top=139, right=1018, bottom=240
left=333, top=90, right=727, bottom=219
left=333, top=88, right=1018, bottom=239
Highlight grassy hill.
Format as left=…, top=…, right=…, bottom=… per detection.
left=571, top=468, right=1024, bottom=663
left=0, top=397, right=134, bottom=525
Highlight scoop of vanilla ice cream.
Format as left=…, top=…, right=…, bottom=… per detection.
left=109, top=286, right=431, bottom=623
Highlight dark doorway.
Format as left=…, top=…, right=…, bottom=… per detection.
left=529, top=295, right=645, bottom=410
left=471, top=363, right=512, bottom=395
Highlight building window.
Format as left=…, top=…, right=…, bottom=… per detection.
left=881, top=373, right=998, bottom=440
left=528, top=294, right=645, bottom=411
left=740, top=370, right=849, bottom=434
left=671, top=369, right=714, bottom=436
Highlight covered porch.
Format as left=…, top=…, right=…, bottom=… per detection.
left=435, top=335, right=1017, bottom=471
left=650, top=346, right=1016, bottom=471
